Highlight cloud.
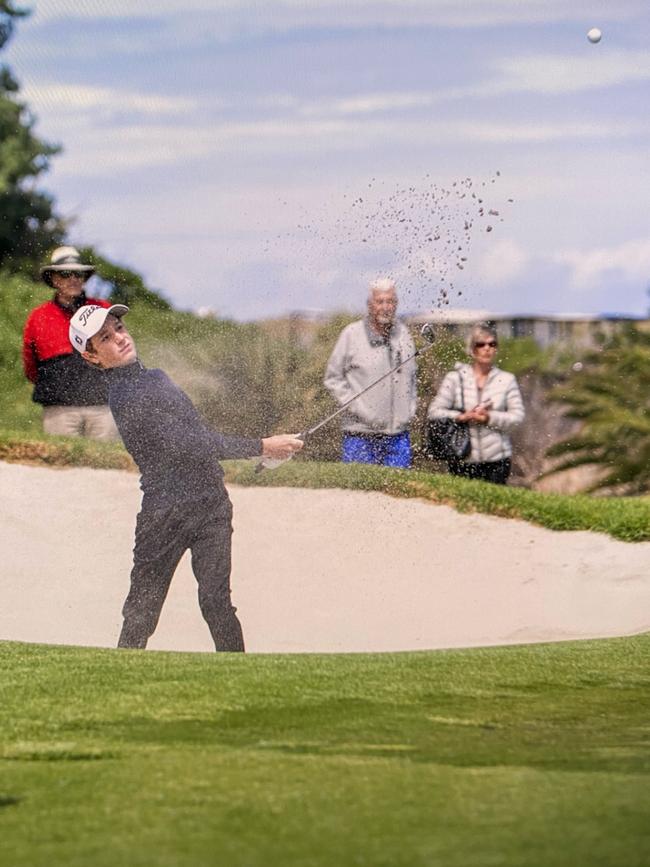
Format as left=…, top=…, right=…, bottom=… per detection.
left=31, top=0, right=218, bottom=22
left=22, top=82, right=197, bottom=121
left=556, top=238, right=650, bottom=288
left=32, top=0, right=644, bottom=31
left=477, top=239, right=529, bottom=285
left=312, top=92, right=437, bottom=116
left=488, top=51, right=650, bottom=96
left=308, top=50, right=650, bottom=118
left=18, top=2, right=649, bottom=322
left=22, top=54, right=650, bottom=147
left=47, top=119, right=363, bottom=176
left=44, top=113, right=645, bottom=179
left=436, top=120, right=641, bottom=143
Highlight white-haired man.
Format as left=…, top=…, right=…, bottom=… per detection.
left=324, top=278, right=417, bottom=467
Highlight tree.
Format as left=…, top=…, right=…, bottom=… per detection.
left=0, top=1, right=66, bottom=270
left=0, top=5, right=169, bottom=307
left=546, top=325, right=650, bottom=494
left=78, top=248, right=171, bottom=310
left=0, top=1, right=24, bottom=49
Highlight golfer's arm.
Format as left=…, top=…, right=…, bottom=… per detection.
left=207, top=430, right=264, bottom=459
left=157, top=421, right=262, bottom=460
left=135, top=402, right=263, bottom=461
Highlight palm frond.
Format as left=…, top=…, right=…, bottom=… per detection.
left=545, top=326, right=650, bottom=494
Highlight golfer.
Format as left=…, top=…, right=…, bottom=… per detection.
left=69, top=303, right=303, bottom=651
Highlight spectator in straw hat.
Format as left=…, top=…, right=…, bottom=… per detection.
left=22, top=246, right=119, bottom=439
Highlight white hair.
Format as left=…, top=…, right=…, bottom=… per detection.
left=369, top=277, right=397, bottom=294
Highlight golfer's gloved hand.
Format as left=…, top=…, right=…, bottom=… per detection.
left=255, top=434, right=303, bottom=473
left=261, top=434, right=304, bottom=460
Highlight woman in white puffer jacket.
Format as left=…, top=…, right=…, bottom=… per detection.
left=427, top=322, right=525, bottom=484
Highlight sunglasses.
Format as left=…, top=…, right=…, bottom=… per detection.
left=474, top=340, right=498, bottom=349
left=57, top=270, right=87, bottom=279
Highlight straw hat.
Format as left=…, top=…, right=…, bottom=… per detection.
left=40, top=246, right=95, bottom=287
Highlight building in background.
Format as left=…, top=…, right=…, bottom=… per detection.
left=408, top=310, right=650, bottom=348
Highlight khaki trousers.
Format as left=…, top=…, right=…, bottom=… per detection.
left=42, top=405, right=119, bottom=441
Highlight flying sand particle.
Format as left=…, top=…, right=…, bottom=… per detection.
left=266, top=170, right=508, bottom=313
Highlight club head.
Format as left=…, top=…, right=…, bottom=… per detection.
left=420, top=322, right=436, bottom=344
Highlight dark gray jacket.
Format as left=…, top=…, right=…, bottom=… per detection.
left=107, top=361, right=262, bottom=505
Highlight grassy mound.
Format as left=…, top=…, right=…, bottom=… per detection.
left=1, top=433, right=648, bottom=541
left=226, top=459, right=650, bottom=542
left=0, top=430, right=133, bottom=470
left=1, top=635, right=649, bottom=866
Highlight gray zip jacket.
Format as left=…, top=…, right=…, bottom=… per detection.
left=428, top=362, right=525, bottom=462
left=324, top=318, right=417, bottom=435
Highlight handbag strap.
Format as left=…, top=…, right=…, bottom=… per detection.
left=454, top=371, right=465, bottom=412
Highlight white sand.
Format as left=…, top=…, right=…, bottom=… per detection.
left=1, top=461, right=648, bottom=653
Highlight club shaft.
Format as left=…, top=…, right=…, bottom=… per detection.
left=303, top=343, right=431, bottom=438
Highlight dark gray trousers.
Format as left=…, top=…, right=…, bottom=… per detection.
left=118, top=495, right=245, bottom=652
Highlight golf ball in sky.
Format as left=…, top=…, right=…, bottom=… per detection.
left=587, top=28, right=602, bottom=43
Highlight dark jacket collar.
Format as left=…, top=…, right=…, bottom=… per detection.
left=53, top=291, right=88, bottom=313
left=105, top=359, right=146, bottom=382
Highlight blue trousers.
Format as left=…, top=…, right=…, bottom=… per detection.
left=342, top=432, right=411, bottom=468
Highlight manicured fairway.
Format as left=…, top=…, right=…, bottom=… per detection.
left=1, top=636, right=649, bottom=867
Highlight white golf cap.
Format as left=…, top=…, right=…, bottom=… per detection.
left=69, top=303, right=129, bottom=352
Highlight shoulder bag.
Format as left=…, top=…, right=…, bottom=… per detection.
left=425, top=371, right=471, bottom=461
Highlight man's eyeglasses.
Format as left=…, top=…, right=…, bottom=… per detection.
left=474, top=340, right=498, bottom=349
left=57, top=270, right=87, bottom=280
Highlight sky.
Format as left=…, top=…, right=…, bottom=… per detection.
left=5, top=0, right=650, bottom=320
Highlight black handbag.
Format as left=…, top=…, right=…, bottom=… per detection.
left=426, top=372, right=471, bottom=461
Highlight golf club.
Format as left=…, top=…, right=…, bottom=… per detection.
left=256, top=322, right=436, bottom=471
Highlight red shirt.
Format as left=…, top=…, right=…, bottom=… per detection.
left=22, top=296, right=110, bottom=382
left=22, top=296, right=112, bottom=407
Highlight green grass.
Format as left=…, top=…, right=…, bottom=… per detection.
left=225, top=459, right=650, bottom=542
left=2, top=432, right=648, bottom=542
left=1, top=636, right=649, bottom=866
left=0, top=429, right=133, bottom=470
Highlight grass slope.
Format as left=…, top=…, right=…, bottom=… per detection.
left=1, top=433, right=648, bottom=541
left=226, top=459, right=650, bottom=542
left=1, top=636, right=649, bottom=867
left=0, top=271, right=256, bottom=434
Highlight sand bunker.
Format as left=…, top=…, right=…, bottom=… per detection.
left=1, top=461, right=648, bottom=653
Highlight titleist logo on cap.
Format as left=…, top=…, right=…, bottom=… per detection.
left=78, top=305, right=101, bottom=326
